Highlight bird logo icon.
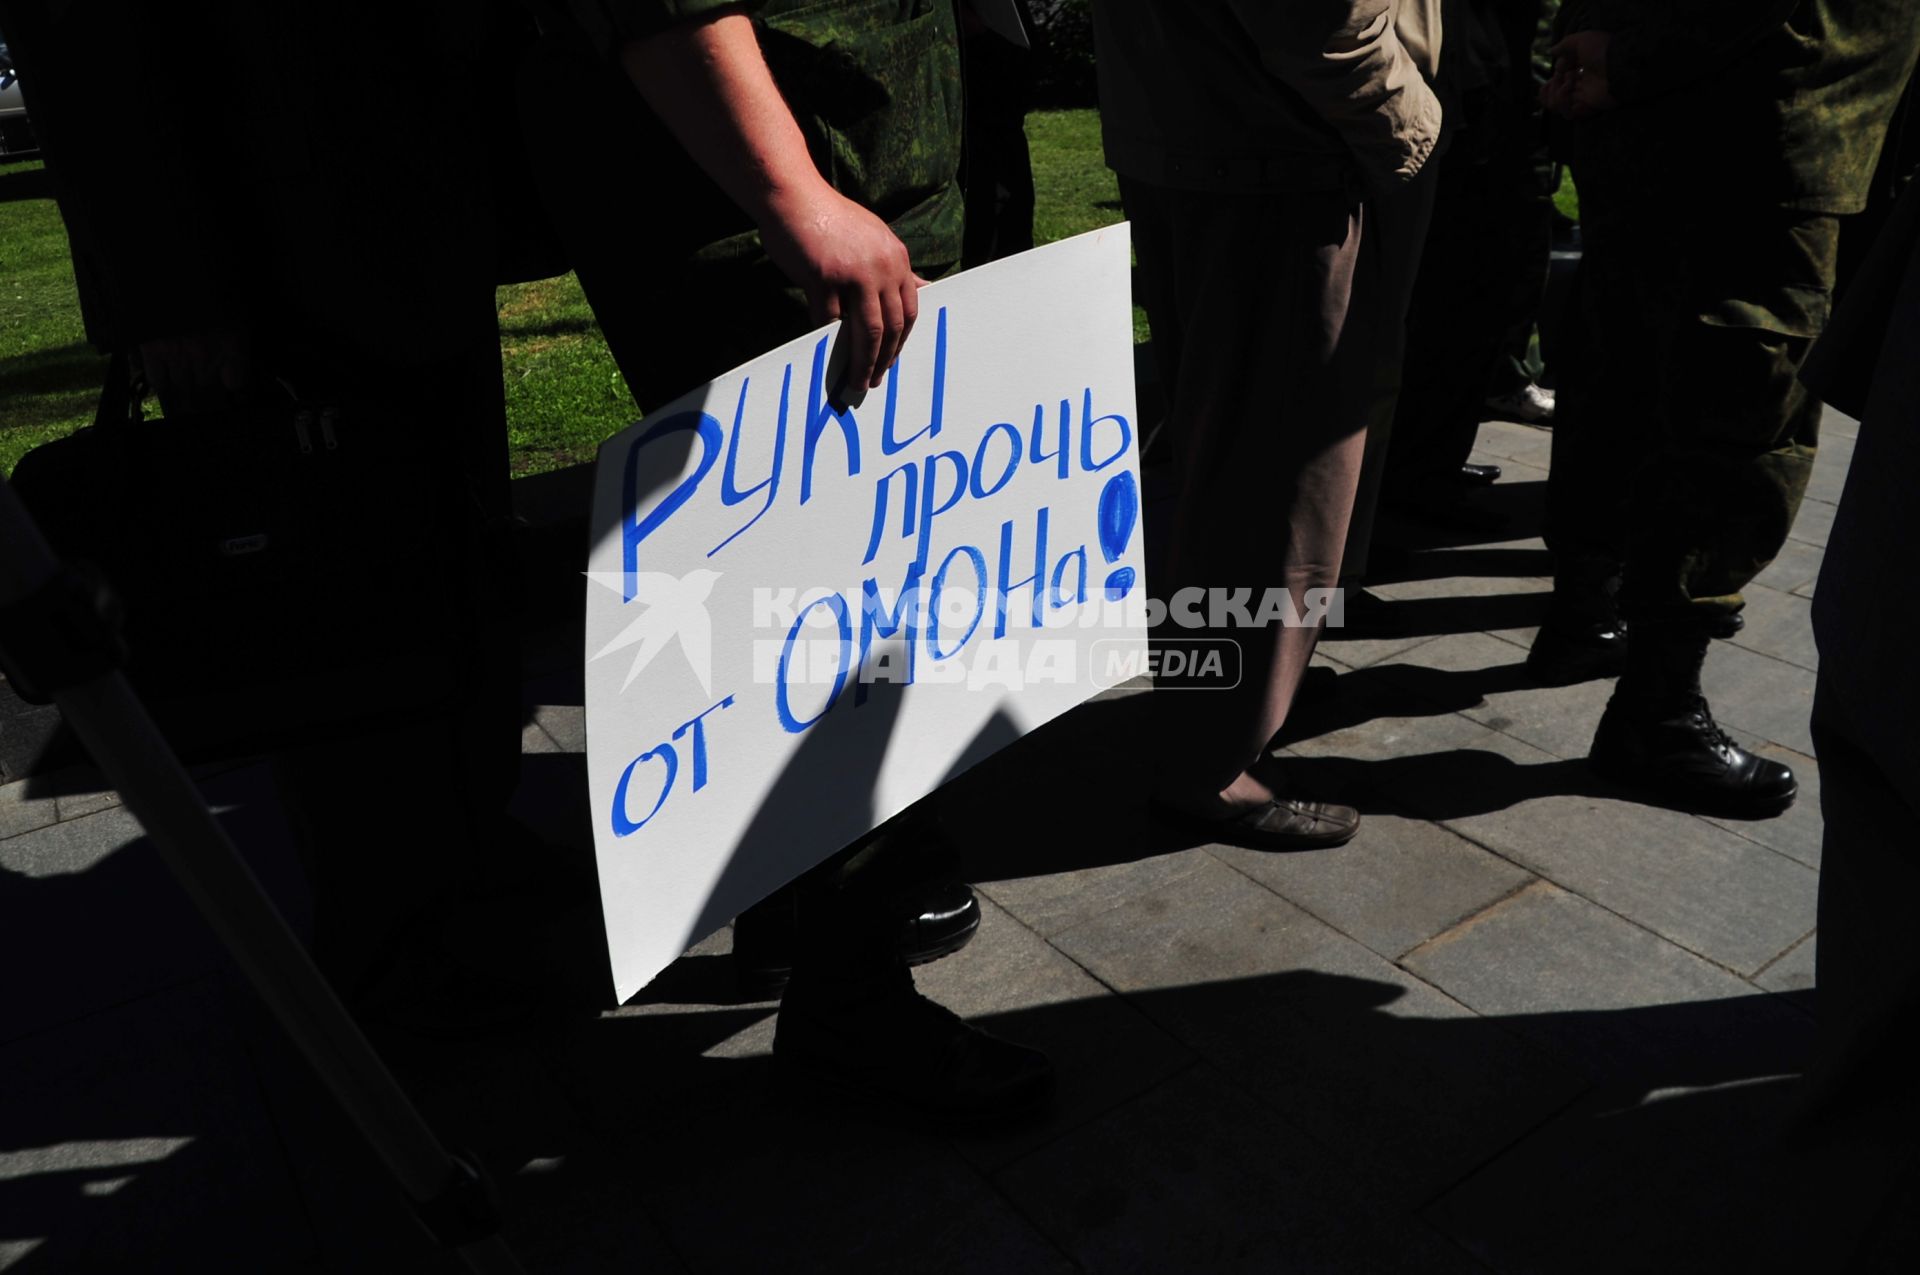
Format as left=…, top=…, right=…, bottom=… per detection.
left=585, top=568, right=723, bottom=694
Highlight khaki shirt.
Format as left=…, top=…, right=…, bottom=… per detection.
left=1097, top=1, right=1445, bottom=197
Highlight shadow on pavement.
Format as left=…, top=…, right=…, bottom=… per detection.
left=1320, top=586, right=1550, bottom=644
left=12, top=930, right=1900, bottom=1274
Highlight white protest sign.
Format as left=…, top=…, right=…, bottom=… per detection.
left=585, top=226, right=1145, bottom=1000
left=966, top=0, right=1031, bottom=49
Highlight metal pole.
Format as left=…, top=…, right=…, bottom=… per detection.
left=0, top=475, right=524, bottom=1274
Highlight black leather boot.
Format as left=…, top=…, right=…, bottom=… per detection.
left=1526, top=572, right=1628, bottom=685
left=771, top=874, right=1051, bottom=1124
left=733, top=880, right=981, bottom=1001
left=774, top=969, right=1056, bottom=1124
left=1588, top=622, right=1797, bottom=817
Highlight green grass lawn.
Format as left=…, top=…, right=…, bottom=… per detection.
left=0, top=161, right=107, bottom=475
left=495, top=273, right=634, bottom=477
left=0, top=110, right=1134, bottom=478
left=1554, top=168, right=1579, bottom=221
left=8, top=109, right=1547, bottom=479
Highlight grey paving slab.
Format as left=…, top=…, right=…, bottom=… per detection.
left=0, top=696, right=62, bottom=788
left=1754, top=931, right=1817, bottom=997
left=1336, top=540, right=1553, bottom=664
left=1314, top=624, right=1440, bottom=669
left=0, top=778, right=57, bottom=841
left=978, top=847, right=1211, bottom=940
left=1485, top=623, right=1538, bottom=653
left=1403, top=881, right=1813, bottom=1085
left=1470, top=672, right=1617, bottom=764
left=1469, top=419, right=1556, bottom=469
left=53, top=785, right=119, bottom=821
left=1366, top=570, right=1554, bottom=655
left=1728, top=582, right=1818, bottom=673
left=1752, top=536, right=1827, bottom=595
left=1049, top=855, right=1582, bottom=1202
left=916, top=897, right=1197, bottom=1173
left=1376, top=540, right=1555, bottom=591
left=1466, top=454, right=1550, bottom=501
left=1705, top=736, right=1821, bottom=870
left=1370, top=565, right=1553, bottom=602
left=995, top=1065, right=1484, bottom=1275
left=1805, top=429, right=1856, bottom=509
left=602, top=925, right=779, bottom=1062
left=531, top=702, right=587, bottom=754
left=1206, top=810, right=1535, bottom=961
left=0, top=982, right=316, bottom=1272
left=521, top=718, right=563, bottom=754
left=1786, top=494, right=1835, bottom=549
left=0, top=801, right=142, bottom=879
left=1368, top=628, right=1614, bottom=760
left=574, top=908, right=1187, bottom=1243
left=1284, top=682, right=1521, bottom=768
left=1312, top=647, right=1358, bottom=673
left=1419, top=733, right=1820, bottom=975
left=1794, top=576, right=1817, bottom=598
left=1702, top=640, right=1817, bottom=756
left=0, top=765, right=308, bottom=1049
left=1823, top=403, right=1859, bottom=440
left=1279, top=691, right=1596, bottom=826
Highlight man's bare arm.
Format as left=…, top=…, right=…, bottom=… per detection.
left=619, top=12, right=923, bottom=391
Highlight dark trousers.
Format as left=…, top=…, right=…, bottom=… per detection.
left=1384, top=97, right=1554, bottom=500
left=1338, top=161, right=1438, bottom=581
left=1545, top=177, right=1831, bottom=623
left=269, top=316, right=524, bottom=991
left=1124, top=176, right=1381, bottom=796
left=958, top=24, right=1035, bottom=268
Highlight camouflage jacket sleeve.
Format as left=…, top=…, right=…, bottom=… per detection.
left=1591, top=0, right=1798, bottom=104
left=1227, top=0, right=1445, bottom=193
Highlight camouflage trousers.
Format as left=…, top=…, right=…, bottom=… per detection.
left=1546, top=176, right=1835, bottom=625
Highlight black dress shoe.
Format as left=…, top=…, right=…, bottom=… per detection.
left=1589, top=694, right=1797, bottom=817
left=774, top=987, right=1055, bottom=1124
left=1458, top=462, right=1501, bottom=486
left=734, top=881, right=982, bottom=1000
left=1525, top=618, right=1628, bottom=685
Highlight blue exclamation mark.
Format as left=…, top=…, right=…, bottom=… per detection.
left=1098, top=470, right=1139, bottom=600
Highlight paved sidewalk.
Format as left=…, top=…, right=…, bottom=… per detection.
left=0, top=412, right=1850, bottom=1272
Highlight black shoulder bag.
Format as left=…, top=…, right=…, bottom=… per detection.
left=9, top=360, right=501, bottom=760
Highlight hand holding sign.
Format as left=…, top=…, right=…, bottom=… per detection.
left=759, top=183, right=928, bottom=398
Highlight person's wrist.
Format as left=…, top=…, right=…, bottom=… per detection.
left=754, top=172, right=835, bottom=237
